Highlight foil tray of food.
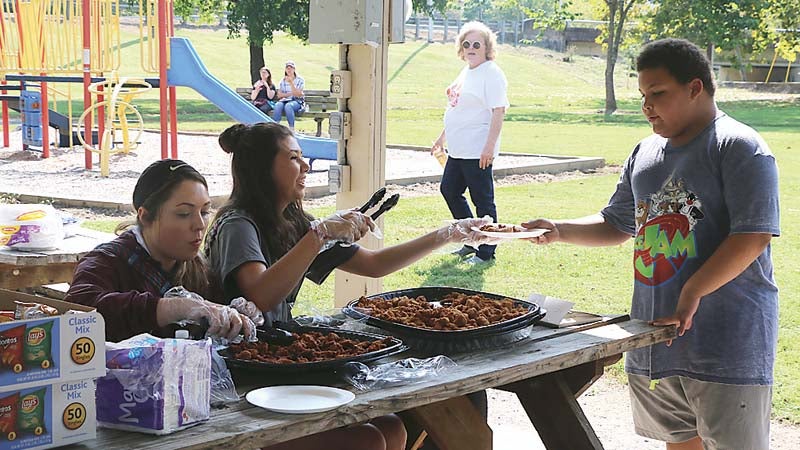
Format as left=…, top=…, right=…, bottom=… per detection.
left=218, top=325, right=406, bottom=373
left=343, top=287, right=546, bottom=343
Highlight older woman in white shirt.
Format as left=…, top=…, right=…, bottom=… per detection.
left=431, top=21, right=509, bottom=264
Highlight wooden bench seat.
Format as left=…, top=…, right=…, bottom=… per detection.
left=236, top=88, right=336, bottom=137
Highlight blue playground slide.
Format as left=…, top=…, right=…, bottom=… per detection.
left=166, top=37, right=337, bottom=165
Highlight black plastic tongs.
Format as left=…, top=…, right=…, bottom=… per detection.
left=357, top=187, right=400, bottom=220
left=306, top=187, right=400, bottom=284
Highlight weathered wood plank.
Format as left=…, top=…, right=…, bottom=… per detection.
left=67, top=320, right=675, bottom=450
left=0, top=229, right=113, bottom=266
left=0, top=263, right=78, bottom=289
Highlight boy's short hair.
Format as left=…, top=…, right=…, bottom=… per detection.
left=636, top=38, right=716, bottom=97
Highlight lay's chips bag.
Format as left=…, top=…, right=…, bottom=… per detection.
left=24, top=322, right=53, bottom=370
left=17, top=389, right=46, bottom=436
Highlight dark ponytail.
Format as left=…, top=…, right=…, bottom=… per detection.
left=214, top=123, right=313, bottom=259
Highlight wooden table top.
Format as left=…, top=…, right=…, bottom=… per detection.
left=0, top=228, right=114, bottom=266
left=68, top=318, right=674, bottom=450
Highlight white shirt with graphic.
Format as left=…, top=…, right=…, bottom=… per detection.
left=443, top=60, right=509, bottom=159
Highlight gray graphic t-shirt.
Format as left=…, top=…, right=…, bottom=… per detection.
left=602, top=112, right=780, bottom=385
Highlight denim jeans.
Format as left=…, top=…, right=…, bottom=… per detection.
left=272, top=100, right=304, bottom=128
left=440, top=157, right=497, bottom=260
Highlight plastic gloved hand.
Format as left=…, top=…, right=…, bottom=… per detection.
left=157, top=288, right=256, bottom=342
left=436, top=216, right=498, bottom=246
left=310, top=210, right=375, bottom=245
left=230, top=297, right=264, bottom=327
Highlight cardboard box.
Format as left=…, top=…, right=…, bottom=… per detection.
left=0, top=379, right=96, bottom=450
left=0, top=290, right=106, bottom=392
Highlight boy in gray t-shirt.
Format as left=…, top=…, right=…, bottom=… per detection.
left=522, top=39, right=779, bottom=450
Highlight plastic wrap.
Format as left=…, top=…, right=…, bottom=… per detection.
left=0, top=204, right=64, bottom=250
left=210, top=345, right=239, bottom=406
left=293, top=307, right=354, bottom=328
left=96, top=334, right=212, bottom=435
left=342, top=355, right=457, bottom=391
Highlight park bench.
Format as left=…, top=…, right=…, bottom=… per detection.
left=236, top=88, right=337, bottom=137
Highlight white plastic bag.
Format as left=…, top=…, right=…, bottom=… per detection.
left=0, top=204, right=64, bottom=250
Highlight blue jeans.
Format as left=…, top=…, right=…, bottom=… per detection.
left=272, top=100, right=304, bottom=128
left=440, top=157, right=497, bottom=260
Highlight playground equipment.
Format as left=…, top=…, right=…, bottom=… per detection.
left=78, top=76, right=151, bottom=176
left=1, top=0, right=337, bottom=176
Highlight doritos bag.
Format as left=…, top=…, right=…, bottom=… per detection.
left=0, top=392, right=18, bottom=441
left=0, top=325, right=25, bottom=373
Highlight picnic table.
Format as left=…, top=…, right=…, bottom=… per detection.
left=67, top=315, right=675, bottom=450
left=0, top=228, right=114, bottom=290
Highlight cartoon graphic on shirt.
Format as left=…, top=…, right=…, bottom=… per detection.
left=446, top=80, right=462, bottom=108
left=634, top=178, right=703, bottom=286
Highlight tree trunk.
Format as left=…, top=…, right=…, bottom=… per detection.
left=604, top=59, right=618, bottom=115
left=706, top=43, right=714, bottom=64
left=604, top=1, right=619, bottom=115
left=249, top=43, right=265, bottom=85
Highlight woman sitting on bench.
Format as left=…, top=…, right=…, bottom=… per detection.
left=273, top=60, right=305, bottom=130
left=251, top=66, right=277, bottom=114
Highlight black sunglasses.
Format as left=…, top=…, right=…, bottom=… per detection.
left=462, top=40, right=481, bottom=50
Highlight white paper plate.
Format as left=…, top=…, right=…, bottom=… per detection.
left=471, top=225, right=549, bottom=239
left=246, top=385, right=356, bottom=414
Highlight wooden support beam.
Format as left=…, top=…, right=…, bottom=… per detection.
left=403, top=396, right=493, bottom=450
left=505, top=362, right=609, bottom=450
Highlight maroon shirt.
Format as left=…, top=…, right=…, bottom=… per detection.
left=65, top=231, right=175, bottom=342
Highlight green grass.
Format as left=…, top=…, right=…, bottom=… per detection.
left=53, top=28, right=800, bottom=423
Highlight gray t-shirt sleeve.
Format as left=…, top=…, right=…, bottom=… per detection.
left=212, top=216, right=268, bottom=299
left=720, top=134, right=780, bottom=236
left=601, top=147, right=638, bottom=236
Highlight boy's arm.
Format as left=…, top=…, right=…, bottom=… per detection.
left=652, top=233, right=772, bottom=337
left=524, top=214, right=631, bottom=247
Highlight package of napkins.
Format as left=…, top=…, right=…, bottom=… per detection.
left=96, top=334, right=212, bottom=435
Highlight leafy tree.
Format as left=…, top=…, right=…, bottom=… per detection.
left=223, top=0, right=449, bottom=84
left=225, top=0, right=310, bottom=84
left=753, top=0, right=800, bottom=69
left=172, top=0, right=225, bottom=24
left=644, top=0, right=765, bottom=67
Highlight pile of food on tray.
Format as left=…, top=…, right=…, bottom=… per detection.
left=355, top=292, right=530, bottom=331
left=227, top=331, right=396, bottom=364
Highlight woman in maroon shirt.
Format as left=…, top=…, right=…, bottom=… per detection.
left=64, top=159, right=258, bottom=342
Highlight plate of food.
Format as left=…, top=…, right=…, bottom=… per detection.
left=471, top=223, right=549, bottom=239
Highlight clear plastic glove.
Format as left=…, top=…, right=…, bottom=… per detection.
left=230, top=297, right=264, bottom=327
left=310, top=210, right=375, bottom=245
left=436, top=216, right=495, bottom=245
left=158, top=287, right=256, bottom=342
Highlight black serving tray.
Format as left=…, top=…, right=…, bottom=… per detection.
left=218, top=325, right=406, bottom=374
left=342, top=287, right=545, bottom=342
